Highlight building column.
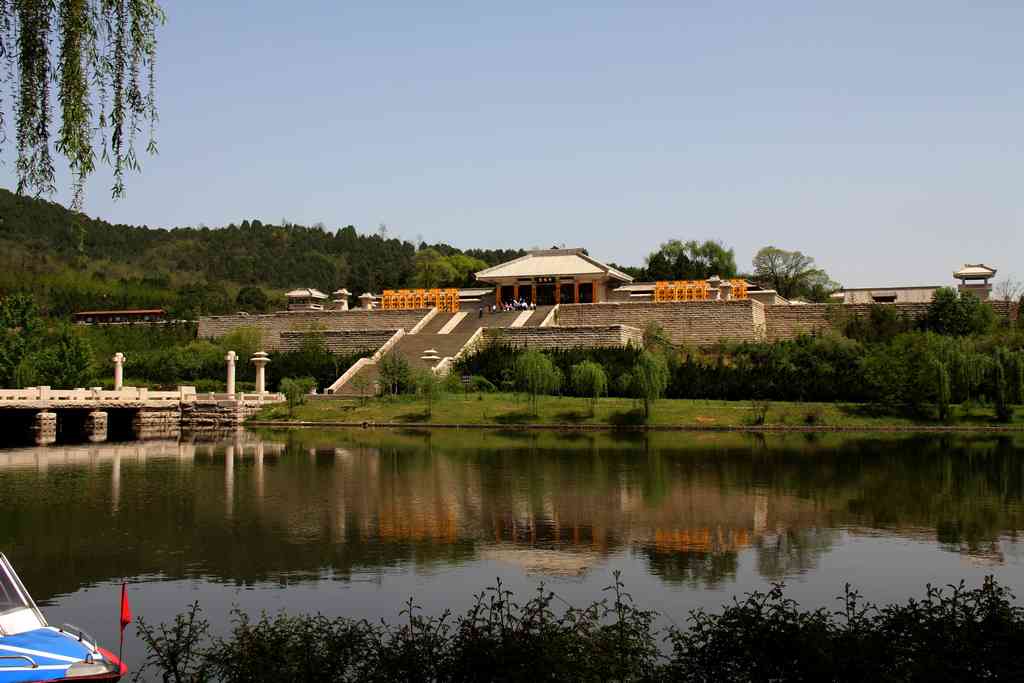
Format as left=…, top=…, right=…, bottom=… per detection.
left=32, top=411, right=57, bottom=446
left=495, top=285, right=502, bottom=307
left=112, top=353, right=126, bottom=390
left=225, top=351, right=237, bottom=398
left=531, top=283, right=537, bottom=305
left=574, top=280, right=580, bottom=304
left=513, top=284, right=520, bottom=302
left=84, top=411, right=108, bottom=443
left=252, top=352, right=270, bottom=394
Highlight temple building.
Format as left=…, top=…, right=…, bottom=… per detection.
left=474, top=248, right=633, bottom=305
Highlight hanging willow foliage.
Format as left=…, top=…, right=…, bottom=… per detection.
left=1, top=0, right=163, bottom=207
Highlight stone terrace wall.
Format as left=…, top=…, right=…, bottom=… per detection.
left=483, top=325, right=643, bottom=350
left=764, top=300, right=1018, bottom=341
left=277, top=329, right=396, bottom=354
left=197, top=310, right=429, bottom=350
left=555, top=301, right=766, bottom=346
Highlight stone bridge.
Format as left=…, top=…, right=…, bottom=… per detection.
left=0, top=385, right=284, bottom=445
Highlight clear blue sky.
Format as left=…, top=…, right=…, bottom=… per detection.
left=2, top=1, right=1021, bottom=288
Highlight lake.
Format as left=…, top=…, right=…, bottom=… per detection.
left=2, top=428, right=1023, bottom=666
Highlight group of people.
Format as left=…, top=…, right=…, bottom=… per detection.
left=477, top=299, right=536, bottom=317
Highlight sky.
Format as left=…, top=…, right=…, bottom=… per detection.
left=1, top=1, right=1022, bottom=288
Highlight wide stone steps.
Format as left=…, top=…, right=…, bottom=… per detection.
left=328, top=307, right=529, bottom=396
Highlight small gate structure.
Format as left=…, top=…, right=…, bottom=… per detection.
left=380, top=288, right=460, bottom=312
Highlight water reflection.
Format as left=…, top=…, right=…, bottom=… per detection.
left=0, top=431, right=1022, bottom=604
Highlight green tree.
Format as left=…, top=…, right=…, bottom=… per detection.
left=570, top=361, right=608, bottom=415
left=514, top=350, right=561, bottom=415
left=378, top=353, right=412, bottom=396
left=414, top=369, right=445, bottom=418
left=631, top=351, right=669, bottom=420
left=644, top=240, right=737, bottom=281
left=413, top=248, right=458, bottom=289
left=924, top=288, right=996, bottom=337
left=0, top=293, right=43, bottom=386
left=2, top=1, right=164, bottom=204
left=751, top=247, right=836, bottom=301
left=280, top=377, right=316, bottom=417
left=235, top=286, right=270, bottom=313
left=16, top=325, right=93, bottom=388
left=934, top=358, right=951, bottom=422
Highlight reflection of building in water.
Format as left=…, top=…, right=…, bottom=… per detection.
left=6, top=434, right=1022, bottom=601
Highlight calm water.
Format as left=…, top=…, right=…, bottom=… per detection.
left=2, top=428, right=1024, bottom=665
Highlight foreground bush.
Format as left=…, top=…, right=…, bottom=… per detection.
left=135, top=574, right=1024, bottom=682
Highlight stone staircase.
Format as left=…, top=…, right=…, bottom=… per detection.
left=329, top=309, right=522, bottom=396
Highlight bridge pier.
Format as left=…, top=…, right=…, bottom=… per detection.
left=83, top=411, right=108, bottom=443
left=32, top=411, right=57, bottom=446
left=131, top=407, right=181, bottom=440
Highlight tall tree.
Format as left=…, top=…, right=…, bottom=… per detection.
left=2, top=1, right=165, bottom=205
left=751, top=246, right=836, bottom=301
left=644, top=240, right=737, bottom=281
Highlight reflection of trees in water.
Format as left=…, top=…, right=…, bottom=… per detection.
left=754, top=527, right=838, bottom=580
left=636, top=545, right=739, bottom=588
left=2, top=432, right=1023, bottom=601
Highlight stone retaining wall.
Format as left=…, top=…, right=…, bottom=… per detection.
left=277, top=329, right=395, bottom=354
left=764, top=301, right=1019, bottom=341
left=196, top=310, right=429, bottom=349
left=483, top=325, right=643, bottom=350
left=555, top=301, right=766, bottom=346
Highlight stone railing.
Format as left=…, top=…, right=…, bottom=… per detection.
left=0, top=386, right=194, bottom=404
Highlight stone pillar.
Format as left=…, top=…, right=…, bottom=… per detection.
left=225, top=351, right=237, bottom=398
left=251, top=352, right=270, bottom=394
left=112, top=353, right=126, bottom=390
left=707, top=275, right=722, bottom=301
left=32, top=411, right=57, bottom=446
left=719, top=279, right=733, bottom=301
left=84, top=411, right=108, bottom=443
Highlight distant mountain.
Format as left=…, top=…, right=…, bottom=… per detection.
left=0, top=188, right=523, bottom=318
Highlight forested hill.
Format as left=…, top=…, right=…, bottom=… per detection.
left=0, top=188, right=524, bottom=318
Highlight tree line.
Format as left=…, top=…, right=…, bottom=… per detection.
left=457, top=289, right=1024, bottom=423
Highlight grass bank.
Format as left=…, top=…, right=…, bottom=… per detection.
left=250, top=393, right=1024, bottom=431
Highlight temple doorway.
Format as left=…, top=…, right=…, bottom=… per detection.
left=578, top=282, right=594, bottom=303
left=535, top=284, right=557, bottom=306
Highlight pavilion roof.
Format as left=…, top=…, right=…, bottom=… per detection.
left=953, top=264, right=997, bottom=280
left=475, top=248, right=633, bottom=283
left=285, top=288, right=328, bottom=299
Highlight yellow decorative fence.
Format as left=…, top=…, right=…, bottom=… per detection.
left=653, top=279, right=748, bottom=302
left=380, top=288, right=460, bottom=312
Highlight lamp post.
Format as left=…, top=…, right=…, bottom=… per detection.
left=112, top=352, right=126, bottom=390
left=251, top=352, right=270, bottom=394
left=225, top=351, right=237, bottom=397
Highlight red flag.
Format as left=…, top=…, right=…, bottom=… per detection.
left=120, top=583, right=132, bottom=632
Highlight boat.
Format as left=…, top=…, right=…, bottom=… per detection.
left=0, top=554, right=126, bottom=682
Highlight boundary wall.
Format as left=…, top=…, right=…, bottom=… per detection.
left=197, top=309, right=430, bottom=350
left=278, top=329, right=396, bottom=354
left=764, top=300, right=1019, bottom=341
left=483, top=325, right=643, bottom=350
left=555, top=301, right=766, bottom=346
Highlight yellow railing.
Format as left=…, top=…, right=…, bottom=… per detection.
left=380, top=288, right=460, bottom=312
left=654, top=279, right=748, bottom=302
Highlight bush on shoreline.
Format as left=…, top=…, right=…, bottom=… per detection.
left=134, top=575, right=1024, bottom=682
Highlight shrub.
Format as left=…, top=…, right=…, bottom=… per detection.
left=378, top=353, right=412, bottom=396
left=514, top=350, right=561, bottom=415
left=632, top=351, right=669, bottom=420
left=135, top=577, right=1024, bottom=682
left=280, top=377, right=316, bottom=416
left=570, top=361, right=608, bottom=414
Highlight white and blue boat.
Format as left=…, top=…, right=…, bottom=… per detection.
left=0, top=554, right=125, bottom=682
